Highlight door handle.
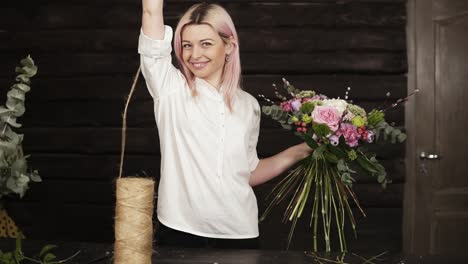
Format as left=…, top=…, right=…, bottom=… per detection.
left=419, top=151, right=440, bottom=160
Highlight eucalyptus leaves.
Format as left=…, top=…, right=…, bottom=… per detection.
left=0, top=55, right=41, bottom=199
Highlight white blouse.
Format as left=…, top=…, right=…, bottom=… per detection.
left=138, top=25, right=261, bottom=238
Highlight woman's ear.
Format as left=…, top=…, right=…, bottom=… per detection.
left=225, top=36, right=236, bottom=55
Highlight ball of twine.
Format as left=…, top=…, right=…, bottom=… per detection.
left=114, top=177, right=155, bottom=264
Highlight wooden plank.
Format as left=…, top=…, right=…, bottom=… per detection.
left=259, top=207, right=402, bottom=251
left=0, top=28, right=405, bottom=52
left=19, top=128, right=405, bottom=159
left=2, top=0, right=407, bottom=5
left=5, top=202, right=114, bottom=243
left=21, top=100, right=404, bottom=127
left=0, top=74, right=407, bottom=101
left=28, top=154, right=161, bottom=180
left=256, top=183, right=403, bottom=209
left=0, top=2, right=405, bottom=30
left=6, top=201, right=401, bottom=250
left=27, top=154, right=404, bottom=183
left=19, top=179, right=402, bottom=207
left=0, top=52, right=407, bottom=77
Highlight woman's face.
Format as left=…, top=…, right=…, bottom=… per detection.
left=181, top=24, right=233, bottom=88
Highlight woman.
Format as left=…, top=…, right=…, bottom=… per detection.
left=139, top=0, right=313, bottom=249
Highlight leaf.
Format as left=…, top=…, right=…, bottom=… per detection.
left=377, top=173, right=386, bottom=183
left=17, top=65, right=37, bottom=77
left=7, top=89, right=25, bottom=101
left=12, top=105, right=25, bottom=117
left=304, top=133, right=318, bottom=149
left=29, top=170, right=42, bottom=182
left=328, top=145, right=347, bottom=159
left=323, top=150, right=338, bottom=163
left=384, top=125, right=393, bottom=136
left=20, top=55, right=35, bottom=67
left=0, top=107, right=14, bottom=115
left=0, top=141, right=16, bottom=149
left=390, top=128, right=401, bottom=144
left=15, top=74, right=30, bottom=85
left=17, top=134, right=24, bottom=144
left=397, top=133, right=407, bottom=142
left=40, top=245, right=57, bottom=257
left=5, top=117, right=22, bottom=128
left=11, top=157, right=27, bottom=174
left=374, top=128, right=381, bottom=141
left=43, top=253, right=57, bottom=262
left=11, top=83, right=31, bottom=93
left=1, top=252, right=13, bottom=261
left=5, top=98, right=18, bottom=110
left=340, top=172, right=354, bottom=185
left=280, top=123, right=292, bottom=130
left=337, top=159, right=347, bottom=171
left=271, top=108, right=279, bottom=117
left=356, top=156, right=378, bottom=173
left=262, top=106, right=272, bottom=115
left=312, top=144, right=326, bottom=160
left=312, top=123, right=330, bottom=138
left=300, top=102, right=314, bottom=114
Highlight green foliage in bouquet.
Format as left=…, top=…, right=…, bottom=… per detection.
left=0, top=56, right=41, bottom=200
left=258, top=79, right=416, bottom=252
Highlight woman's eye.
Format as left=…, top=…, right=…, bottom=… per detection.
left=182, top=44, right=191, bottom=49
left=202, top=42, right=212, bottom=47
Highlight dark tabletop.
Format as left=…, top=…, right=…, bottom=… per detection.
left=1, top=239, right=467, bottom=264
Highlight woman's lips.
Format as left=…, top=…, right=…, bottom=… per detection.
left=191, top=62, right=208, bottom=70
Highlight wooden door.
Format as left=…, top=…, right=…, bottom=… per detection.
left=404, top=0, right=468, bottom=256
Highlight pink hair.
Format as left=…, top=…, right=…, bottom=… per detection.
left=173, top=3, right=242, bottom=112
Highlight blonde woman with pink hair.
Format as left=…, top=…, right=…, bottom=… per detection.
left=140, top=0, right=313, bottom=249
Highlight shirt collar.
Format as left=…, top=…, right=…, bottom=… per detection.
left=195, top=77, right=225, bottom=98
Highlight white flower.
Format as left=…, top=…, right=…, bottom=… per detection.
left=322, top=99, right=348, bottom=115
left=343, top=111, right=355, bottom=122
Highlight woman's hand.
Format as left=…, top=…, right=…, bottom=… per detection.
left=142, top=0, right=165, bottom=40
left=296, top=142, right=314, bottom=160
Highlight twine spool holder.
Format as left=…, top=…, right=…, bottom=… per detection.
left=114, top=66, right=155, bottom=264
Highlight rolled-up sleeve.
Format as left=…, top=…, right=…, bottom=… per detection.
left=248, top=100, right=261, bottom=173
left=138, top=26, right=183, bottom=99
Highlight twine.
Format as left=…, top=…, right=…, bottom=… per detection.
left=114, top=66, right=155, bottom=263
left=114, top=178, right=154, bottom=263
left=118, top=66, right=141, bottom=179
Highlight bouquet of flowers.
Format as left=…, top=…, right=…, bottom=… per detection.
left=259, top=78, right=417, bottom=252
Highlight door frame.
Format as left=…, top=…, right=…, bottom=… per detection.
left=403, top=0, right=436, bottom=255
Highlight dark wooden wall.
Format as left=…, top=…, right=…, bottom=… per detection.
left=1, top=0, right=407, bottom=252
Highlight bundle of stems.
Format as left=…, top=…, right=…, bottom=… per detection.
left=260, top=155, right=366, bottom=252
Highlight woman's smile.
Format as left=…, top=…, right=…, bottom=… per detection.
left=191, top=61, right=209, bottom=70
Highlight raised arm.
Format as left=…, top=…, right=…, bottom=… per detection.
left=142, top=0, right=165, bottom=39
left=139, top=0, right=184, bottom=99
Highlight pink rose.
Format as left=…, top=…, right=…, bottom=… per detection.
left=311, top=105, right=341, bottom=132
left=337, top=123, right=360, bottom=147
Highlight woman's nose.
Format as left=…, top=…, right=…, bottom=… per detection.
left=191, top=46, right=202, bottom=59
